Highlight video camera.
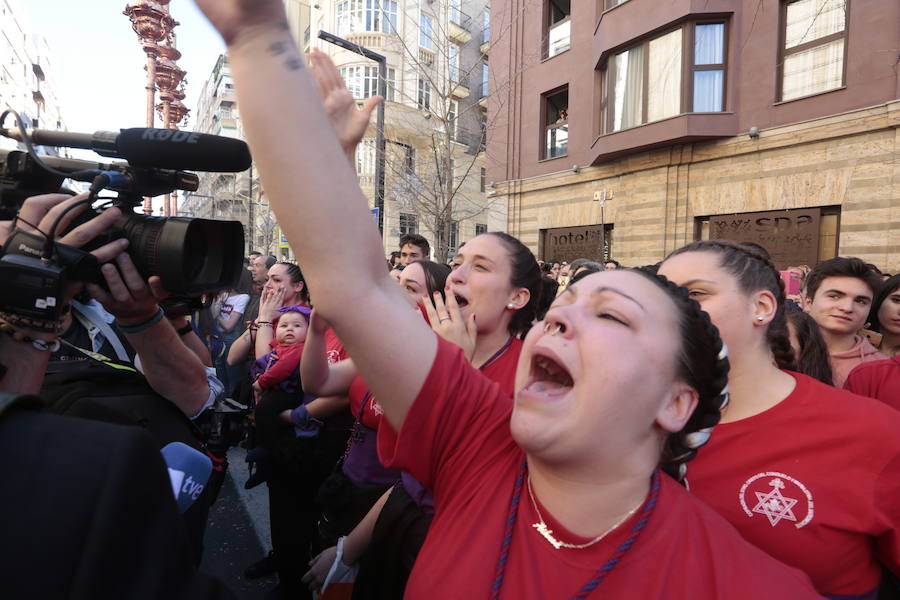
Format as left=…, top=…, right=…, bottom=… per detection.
left=0, top=110, right=251, bottom=329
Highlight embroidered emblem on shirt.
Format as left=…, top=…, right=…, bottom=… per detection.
left=739, top=472, right=814, bottom=529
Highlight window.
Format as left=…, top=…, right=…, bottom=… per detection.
left=543, top=87, right=568, bottom=159
left=450, top=0, right=463, bottom=26
left=399, top=213, right=418, bottom=235
left=448, top=158, right=456, bottom=184
left=545, top=0, right=571, bottom=58
left=692, top=24, right=726, bottom=112
left=449, top=44, right=461, bottom=83
left=779, top=0, right=847, bottom=101
left=476, top=223, right=488, bottom=235
left=448, top=100, right=458, bottom=138
left=336, top=0, right=398, bottom=35
left=480, top=167, right=486, bottom=192
left=448, top=220, right=460, bottom=255
left=481, top=62, right=489, bottom=96
left=420, top=13, right=434, bottom=50
left=604, top=0, right=628, bottom=9
left=355, top=138, right=376, bottom=174
left=483, top=10, right=491, bottom=44
left=418, top=77, right=431, bottom=110
left=341, top=65, right=396, bottom=100
left=603, top=22, right=726, bottom=133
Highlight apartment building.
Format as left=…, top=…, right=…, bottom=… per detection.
left=305, top=0, right=501, bottom=260
left=488, top=0, right=900, bottom=270
left=0, top=0, right=68, bottom=154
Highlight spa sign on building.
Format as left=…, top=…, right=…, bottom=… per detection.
left=709, top=208, right=821, bottom=269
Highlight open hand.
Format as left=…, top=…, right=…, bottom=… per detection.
left=303, top=545, right=338, bottom=593
left=422, top=289, right=477, bottom=361
left=309, top=49, right=382, bottom=161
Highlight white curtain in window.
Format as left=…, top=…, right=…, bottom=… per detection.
left=648, top=29, right=682, bottom=122
left=785, top=0, right=845, bottom=48
left=693, top=70, right=724, bottom=112
left=613, top=46, right=644, bottom=131
left=695, top=23, right=724, bottom=65
left=355, top=138, right=376, bottom=174
left=782, top=38, right=843, bottom=100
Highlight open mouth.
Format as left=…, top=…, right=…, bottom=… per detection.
left=524, top=352, right=574, bottom=396
left=454, top=294, right=469, bottom=308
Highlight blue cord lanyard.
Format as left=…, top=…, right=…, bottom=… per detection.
left=479, top=336, right=515, bottom=372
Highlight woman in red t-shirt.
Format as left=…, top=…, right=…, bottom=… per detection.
left=659, top=240, right=900, bottom=599
left=191, top=5, right=819, bottom=597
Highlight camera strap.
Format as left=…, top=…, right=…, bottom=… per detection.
left=56, top=338, right=139, bottom=374
left=71, top=300, right=131, bottom=362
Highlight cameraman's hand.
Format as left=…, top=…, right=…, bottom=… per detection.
left=85, top=253, right=160, bottom=326
left=1, top=193, right=126, bottom=260
left=309, top=50, right=381, bottom=162
left=0, top=194, right=128, bottom=311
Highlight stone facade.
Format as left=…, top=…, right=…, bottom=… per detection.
left=502, top=100, right=900, bottom=271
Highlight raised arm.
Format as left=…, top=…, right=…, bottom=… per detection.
left=195, top=1, right=436, bottom=430
left=299, top=310, right=357, bottom=396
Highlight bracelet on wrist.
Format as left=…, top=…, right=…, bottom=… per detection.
left=257, top=322, right=273, bottom=328
left=117, top=307, right=165, bottom=334
left=0, top=321, right=60, bottom=352
left=176, top=323, right=194, bottom=336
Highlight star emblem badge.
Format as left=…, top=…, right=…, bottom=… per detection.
left=751, top=478, right=798, bottom=527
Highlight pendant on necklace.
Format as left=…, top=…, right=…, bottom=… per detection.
left=532, top=521, right=565, bottom=550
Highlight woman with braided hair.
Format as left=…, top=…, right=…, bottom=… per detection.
left=189, top=2, right=819, bottom=596
left=659, top=240, right=900, bottom=599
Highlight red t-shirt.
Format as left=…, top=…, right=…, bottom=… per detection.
left=688, top=371, right=900, bottom=598
left=324, top=328, right=349, bottom=364
left=377, top=337, right=819, bottom=599
left=477, top=336, right=522, bottom=395
left=348, top=375, right=383, bottom=430
left=844, top=357, right=900, bottom=411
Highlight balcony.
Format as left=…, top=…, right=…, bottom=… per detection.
left=545, top=123, right=568, bottom=159
left=449, top=9, right=473, bottom=44
left=450, top=75, right=470, bottom=99
left=32, top=61, right=45, bottom=81
left=345, top=32, right=388, bottom=50
left=418, top=47, right=435, bottom=66
left=545, top=19, right=571, bottom=59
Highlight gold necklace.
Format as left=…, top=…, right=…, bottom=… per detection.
left=527, top=475, right=643, bottom=550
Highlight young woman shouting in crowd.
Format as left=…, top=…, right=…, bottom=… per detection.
left=658, top=240, right=900, bottom=600
left=192, top=2, right=822, bottom=597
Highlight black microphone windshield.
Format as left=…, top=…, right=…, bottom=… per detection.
left=115, top=128, right=252, bottom=172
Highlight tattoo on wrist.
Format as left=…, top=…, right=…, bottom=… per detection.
left=267, top=37, right=304, bottom=71
left=268, top=41, right=288, bottom=56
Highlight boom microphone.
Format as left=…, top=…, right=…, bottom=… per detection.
left=0, top=127, right=252, bottom=172
left=161, top=442, right=213, bottom=513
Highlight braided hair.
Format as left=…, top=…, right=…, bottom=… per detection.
left=276, top=261, right=310, bottom=304
left=666, top=240, right=797, bottom=371
left=632, top=268, right=731, bottom=484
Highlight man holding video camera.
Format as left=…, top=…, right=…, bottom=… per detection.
left=0, top=193, right=234, bottom=598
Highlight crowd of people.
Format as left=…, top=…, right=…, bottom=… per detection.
left=1, top=0, right=899, bottom=598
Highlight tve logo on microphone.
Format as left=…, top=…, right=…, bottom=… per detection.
left=161, top=442, right=213, bottom=513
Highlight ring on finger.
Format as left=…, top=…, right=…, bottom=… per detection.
left=439, top=317, right=451, bottom=322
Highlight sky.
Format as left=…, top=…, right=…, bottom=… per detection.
left=23, top=0, right=225, bottom=135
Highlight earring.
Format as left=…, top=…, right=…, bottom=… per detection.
left=756, top=316, right=764, bottom=322
left=507, top=303, right=515, bottom=309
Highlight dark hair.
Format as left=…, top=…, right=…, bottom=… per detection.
left=410, top=259, right=452, bottom=300
left=805, top=257, right=883, bottom=301
left=869, top=274, right=900, bottom=333
left=785, top=307, right=833, bottom=385
left=535, top=275, right=559, bottom=321
left=248, top=250, right=262, bottom=257
left=631, top=268, right=730, bottom=484
left=604, top=259, right=621, bottom=269
left=263, top=255, right=277, bottom=269
left=738, top=241, right=771, bottom=260
left=570, top=262, right=603, bottom=284
left=666, top=240, right=796, bottom=371
left=400, top=233, right=431, bottom=259
left=540, top=262, right=553, bottom=275
left=273, top=262, right=310, bottom=303
left=486, top=232, right=543, bottom=336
